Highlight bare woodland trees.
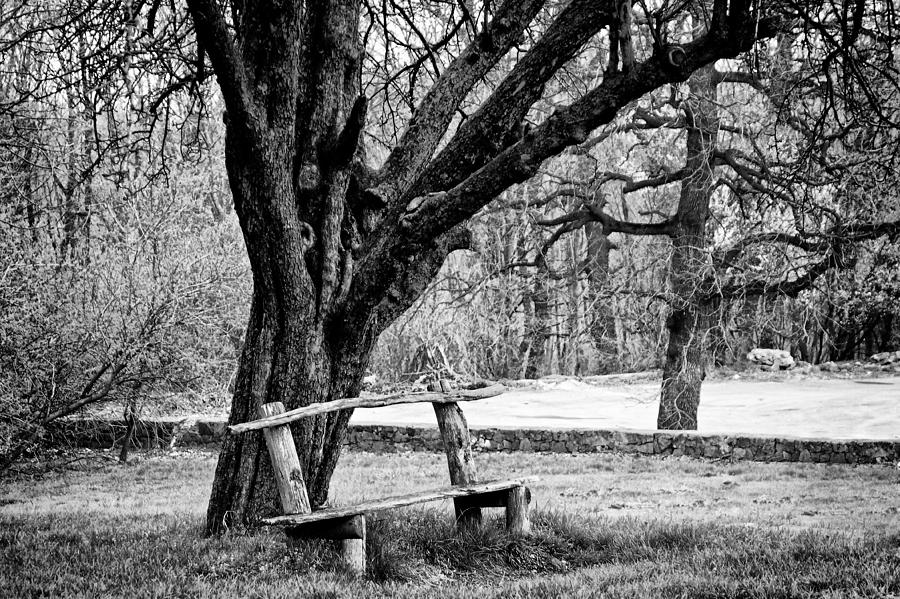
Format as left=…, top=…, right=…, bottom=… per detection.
left=0, top=1, right=247, bottom=468
left=504, top=4, right=900, bottom=429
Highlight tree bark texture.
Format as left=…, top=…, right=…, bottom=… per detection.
left=657, top=64, right=719, bottom=430
left=185, top=0, right=780, bottom=533
left=194, top=0, right=380, bottom=533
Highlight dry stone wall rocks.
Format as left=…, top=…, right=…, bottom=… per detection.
left=46, top=418, right=900, bottom=465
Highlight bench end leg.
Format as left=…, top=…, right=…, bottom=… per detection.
left=341, top=538, right=366, bottom=575
left=506, top=486, right=531, bottom=536
left=340, top=515, right=366, bottom=575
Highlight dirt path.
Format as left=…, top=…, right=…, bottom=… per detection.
left=351, top=376, right=900, bottom=440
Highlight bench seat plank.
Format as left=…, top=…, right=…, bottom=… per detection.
left=261, top=476, right=538, bottom=527
left=230, top=383, right=505, bottom=434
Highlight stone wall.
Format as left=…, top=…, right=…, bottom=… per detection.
left=45, top=417, right=900, bottom=465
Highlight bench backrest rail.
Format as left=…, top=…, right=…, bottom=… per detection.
left=229, top=382, right=505, bottom=434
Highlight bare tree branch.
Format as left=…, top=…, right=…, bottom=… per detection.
left=368, top=0, right=546, bottom=207
left=185, top=0, right=260, bottom=139
left=399, top=7, right=784, bottom=243
left=407, top=0, right=615, bottom=200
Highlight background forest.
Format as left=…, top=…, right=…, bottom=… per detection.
left=2, top=0, right=899, bottom=462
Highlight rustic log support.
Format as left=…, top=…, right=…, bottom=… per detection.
left=285, top=514, right=366, bottom=540
left=287, top=515, right=367, bottom=575
left=340, top=517, right=366, bottom=575
left=258, top=402, right=311, bottom=515
left=430, top=379, right=482, bottom=533
left=506, top=485, right=531, bottom=536
left=289, top=515, right=368, bottom=575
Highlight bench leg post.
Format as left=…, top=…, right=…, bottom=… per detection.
left=259, top=403, right=312, bottom=516
left=340, top=515, right=366, bottom=575
left=506, top=486, right=530, bottom=536
left=430, top=379, right=483, bottom=534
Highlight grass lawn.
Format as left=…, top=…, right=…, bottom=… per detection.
left=2, top=449, right=899, bottom=598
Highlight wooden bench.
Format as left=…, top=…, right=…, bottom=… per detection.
left=230, top=380, right=537, bottom=575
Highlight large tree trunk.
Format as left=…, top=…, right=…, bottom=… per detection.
left=657, top=64, right=719, bottom=430
left=196, top=0, right=374, bottom=533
